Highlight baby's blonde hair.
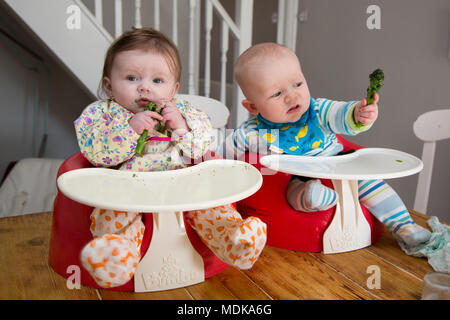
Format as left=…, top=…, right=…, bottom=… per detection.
left=234, top=42, right=297, bottom=97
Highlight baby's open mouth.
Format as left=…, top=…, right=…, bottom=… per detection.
left=287, top=104, right=301, bottom=114
left=137, top=98, right=152, bottom=105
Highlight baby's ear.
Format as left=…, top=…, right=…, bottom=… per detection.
left=241, top=100, right=259, bottom=116
left=171, top=82, right=180, bottom=97
left=103, top=77, right=113, bottom=97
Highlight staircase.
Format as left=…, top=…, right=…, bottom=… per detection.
left=4, top=0, right=112, bottom=98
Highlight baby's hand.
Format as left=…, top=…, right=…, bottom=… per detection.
left=129, top=110, right=164, bottom=134
left=354, top=93, right=379, bottom=126
left=161, top=102, right=189, bottom=133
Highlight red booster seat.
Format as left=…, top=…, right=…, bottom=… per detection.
left=48, top=151, right=228, bottom=291
left=236, top=135, right=385, bottom=252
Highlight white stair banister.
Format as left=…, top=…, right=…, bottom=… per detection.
left=115, top=0, right=122, bottom=38
left=154, top=0, right=160, bottom=30
left=172, top=0, right=178, bottom=45
left=209, top=0, right=240, bottom=37
left=285, top=0, right=299, bottom=51
left=204, top=0, right=213, bottom=98
left=276, top=0, right=285, bottom=44
left=277, top=0, right=299, bottom=51
left=134, top=0, right=142, bottom=29
left=220, top=20, right=229, bottom=104
left=207, top=0, right=253, bottom=127
left=95, top=0, right=103, bottom=25
left=188, top=0, right=197, bottom=94
left=232, top=0, right=253, bottom=127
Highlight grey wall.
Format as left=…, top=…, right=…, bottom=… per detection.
left=294, top=0, right=450, bottom=220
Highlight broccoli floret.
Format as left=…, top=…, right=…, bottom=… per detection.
left=356, top=68, right=384, bottom=128
left=366, top=68, right=384, bottom=105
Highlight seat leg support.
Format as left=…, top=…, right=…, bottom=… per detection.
left=322, top=179, right=372, bottom=254
left=134, top=212, right=205, bottom=292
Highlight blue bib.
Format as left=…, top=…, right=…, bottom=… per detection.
left=256, top=98, right=325, bottom=155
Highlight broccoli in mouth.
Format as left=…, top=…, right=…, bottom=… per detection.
left=135, top=102, right=165, bottom=156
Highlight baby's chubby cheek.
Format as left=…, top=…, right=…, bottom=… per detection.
left=288, top=105, right=308, bottom=123
left=300, top=98, right=312, bottom=114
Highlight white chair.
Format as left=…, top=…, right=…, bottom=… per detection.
left=175, top=94, right=230, bottom=129
left=175, top=94, right=230, bottom=153
left=413, top=109, right=450, bottom=214
left=0, top=157, right=64, bottom=218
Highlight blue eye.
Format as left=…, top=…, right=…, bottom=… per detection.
left=127, top=76, right=138, bottom=81
left=272, top=91, right=282, bottom=98
left=153, top=78, right=163, bottom=84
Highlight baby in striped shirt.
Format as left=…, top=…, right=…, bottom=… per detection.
left=225, top=42, right=430, bottom=247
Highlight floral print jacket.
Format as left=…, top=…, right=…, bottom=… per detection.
left=74, top=98, right=213, bottom=172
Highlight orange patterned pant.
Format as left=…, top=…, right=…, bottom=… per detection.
left=80, top=204, right=267, bottom=288
left=184, top=204, right=267, bottom=270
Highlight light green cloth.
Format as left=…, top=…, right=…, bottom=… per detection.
left=398, top=216, right=450, bottom=273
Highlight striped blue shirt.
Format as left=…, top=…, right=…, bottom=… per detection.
left=222, top=98, right=370, bottom=159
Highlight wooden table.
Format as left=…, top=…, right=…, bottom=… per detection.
left=0, top=210, right=437, bottom=300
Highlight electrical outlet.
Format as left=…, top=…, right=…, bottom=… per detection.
left=271, top=12, right=278, bottom=24
left=299, top=10, right=308, bottom=22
